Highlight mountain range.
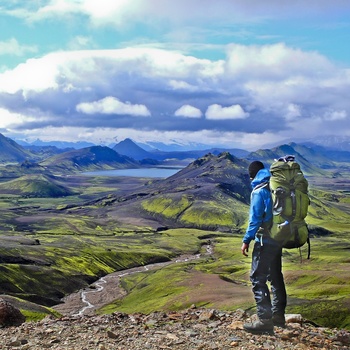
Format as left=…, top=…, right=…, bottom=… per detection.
left=0, top=133, right=350, bottom=175
left=16, top=135, right=350, bottom=152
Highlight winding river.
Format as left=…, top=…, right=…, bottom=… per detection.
left=54, top=244, right=213, bottom=317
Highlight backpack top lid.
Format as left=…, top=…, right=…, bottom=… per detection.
left=270, top=155, right=308, bottom=193
left=276, top=155, right=295, bottom=163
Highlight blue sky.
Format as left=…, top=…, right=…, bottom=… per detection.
left=0, top=0, right=349, bottom=150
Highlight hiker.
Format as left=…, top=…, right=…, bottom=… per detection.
left=241, top=161, right=287, bottom=334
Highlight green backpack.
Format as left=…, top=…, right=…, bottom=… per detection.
left=269, top=155, right=311, bottom=257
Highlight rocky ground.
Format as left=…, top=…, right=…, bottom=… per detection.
left=1, top=307, right=349, bottom=350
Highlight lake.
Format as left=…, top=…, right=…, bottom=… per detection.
left=83, top=167, right=183, bottom=178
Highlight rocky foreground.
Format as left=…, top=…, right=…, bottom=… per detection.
left=1, top=307, right=349, bottom=350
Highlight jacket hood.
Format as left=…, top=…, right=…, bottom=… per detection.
left=251, top=168, right=271, bottom=189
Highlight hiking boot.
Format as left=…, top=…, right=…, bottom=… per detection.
left=243, top=319, right=274, bottom=335
left=272, top=314, right=286, bottom=328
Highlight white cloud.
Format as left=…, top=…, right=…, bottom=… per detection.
left=205, top=104, right=249, bottom=120
left=0, top=38, right=37, bottom=56
left=76, top=96, right=151, bottom=116
left=0, top=53, right=61, bottom=93
left=323, top=110, right=347, bottom=121
left=0, top=108, right=40, bottom=128
left=174, top=105, right=202, bottom=118
left=225, top=43, right=334, bottom=80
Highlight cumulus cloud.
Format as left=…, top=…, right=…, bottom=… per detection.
left=76, top=96, right=151, bottom=116
left=174, top=105, right=202, bottom=118
left=225, top=43, right=334, bottom=80
left=205, top=104, right=249, bottom=120
left=0, top=108, right=43, bottom=128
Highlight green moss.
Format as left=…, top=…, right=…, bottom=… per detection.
left=99, top=263, right=191, bottom=314
left=287, top=300, right=350, bottom=329
left=180, top=201, right=238, bottom=227
left=141, top=195, right=192, bottom=218
left=21, top=308, right=61, bottom=322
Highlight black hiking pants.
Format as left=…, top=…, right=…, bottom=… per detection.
left=250, top=241, right=287, bottom=320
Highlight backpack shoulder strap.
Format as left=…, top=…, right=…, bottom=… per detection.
left=252, top=181, right=270, bottom=192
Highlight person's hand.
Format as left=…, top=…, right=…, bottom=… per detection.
left=241, top=243, right=249, bottom=257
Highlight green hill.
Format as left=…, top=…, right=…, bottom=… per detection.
left=0, top=174, right=75, bottom=197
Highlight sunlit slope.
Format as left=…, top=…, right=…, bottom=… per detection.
left=307, top=187, right=350, bottom=232
left=0, top=174, right=76, bottom=197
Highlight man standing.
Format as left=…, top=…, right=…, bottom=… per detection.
left=241, top=161, right=287, bottom=334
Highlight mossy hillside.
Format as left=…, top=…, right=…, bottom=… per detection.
left=100, top=263, right=191, bottom=314
left=154, top=228, right=211, bottom=254
left=0, top=174, right=76, bottom=197
left=141, top=195, right=192, bottom=218
left=0, top=229, right=205, bottom=307
left=281, top=236, right=350, bottom=329
left=141, top=193, right=248, bottom=230
left=194, top=235, right=250, bottom=282
left=307, top=191, right=350, bottom=231
left=179, top=199, right=241, bottom=229
left=0, top=295, right=61, bottom=322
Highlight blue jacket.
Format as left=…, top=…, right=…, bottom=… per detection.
left=242, top=168, right=273, bottom=244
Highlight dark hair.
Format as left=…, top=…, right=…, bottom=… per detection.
left=248, top=161, right=265, bottom=179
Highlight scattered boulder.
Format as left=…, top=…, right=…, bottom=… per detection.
left=0, top=298, right=26, bottom=327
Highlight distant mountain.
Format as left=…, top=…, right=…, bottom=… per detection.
left=0, top=133, right=33, bottom=164
left=302, top=135, right=350, bottom=152
left=247, top=143, right=333, bottom=175
left=112, top=138, right=249, bottom=162
left=136, top=140, right=217, bottom=152
left=19, top=145, right=72, bottom=161
left=39, top=146, right=139, bottom=172
left=149, top=147, right=249, bottom=161
left=261, top=135, right=350, bottom=153
left=17, top=139, right=96, bottom=150
left=300, top=142, right=350, bottom=162
left=113, top=138, right=152, bottom=161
